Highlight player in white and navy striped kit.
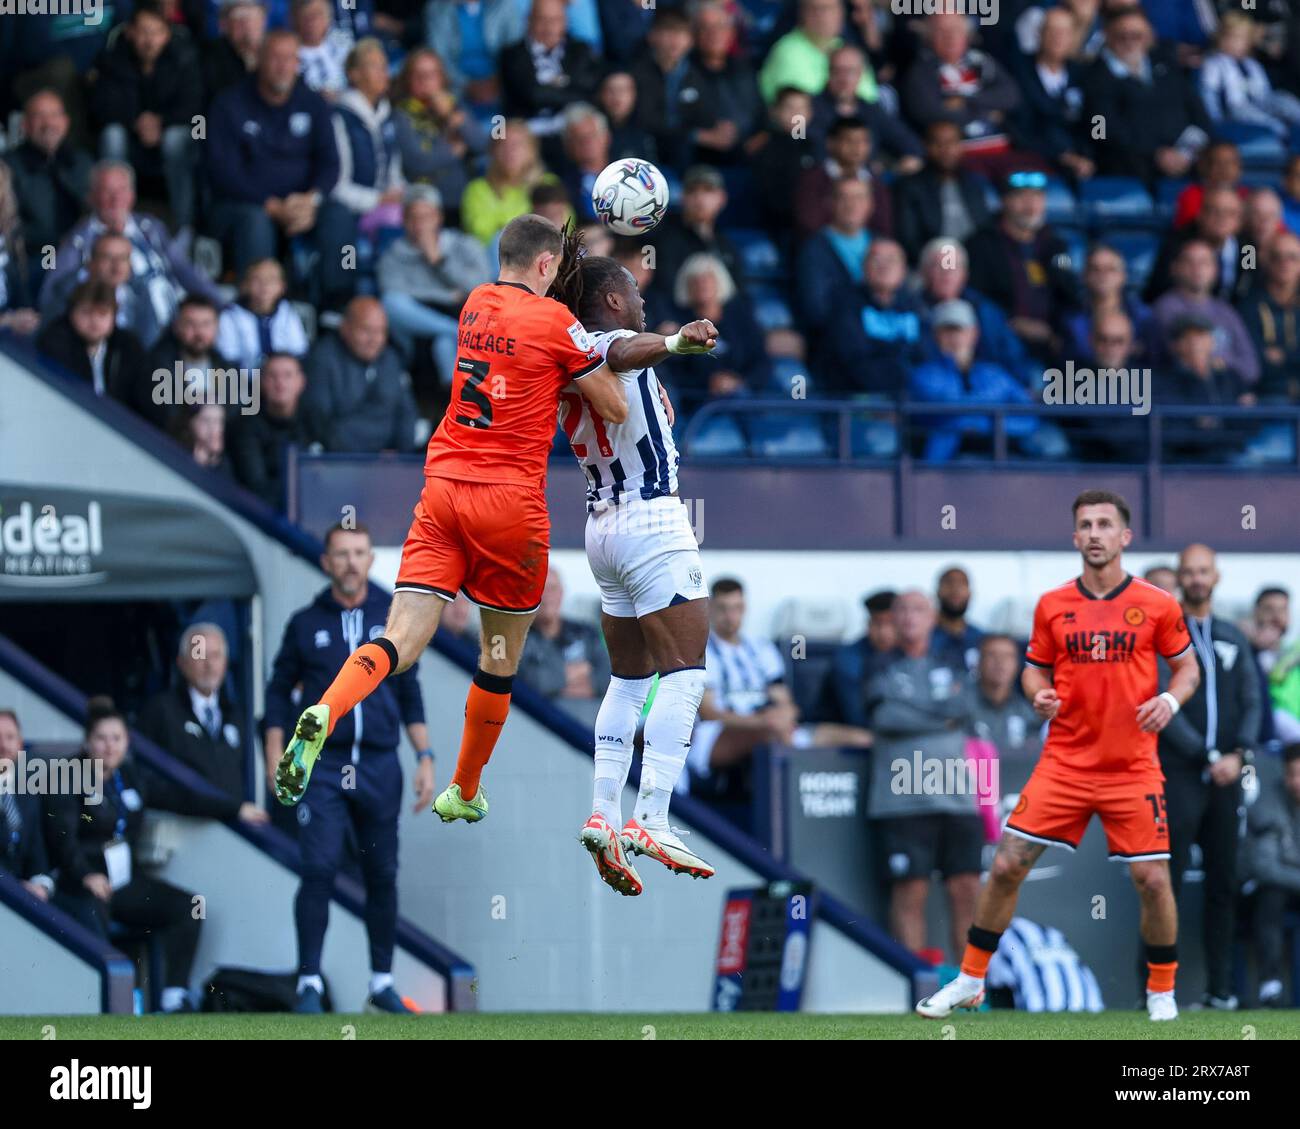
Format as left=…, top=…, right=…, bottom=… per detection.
left=553, top=253, right=719, bottom=896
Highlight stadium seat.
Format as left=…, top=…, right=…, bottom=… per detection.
left=747, top=413, right=831, bottom=459
left=1215, top=121, right=1288, bottom=171
left=751, top=288, right=795, bottom=332
left=770, top=596, right=849, bottom=643
left=850, top=414, right=899, bottom=459
left=719, top=166, right=761, bottom=228
left=1043, top=178, right=1079, bottom=227
left=781, top=639, right=842, bottom=722
left=1055, top=224, right=1089, bottom=273
left=1106, top=230, right=1160, bottom=291
left=1080, top=177, right=1156, bottom=231
left=662, top=169, right=685, bottom=211
left=729, top=228, right=788, bottom=283
left=1153, top=178, right=1191, bottom=222
left=685, top=412, right=747, bottom=457
left=767, top=356, right=810, bottom=395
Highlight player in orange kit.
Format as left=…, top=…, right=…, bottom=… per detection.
left=917, top=489, right=1201, bottom=1022
left=272, top=215, right=634, bottom=823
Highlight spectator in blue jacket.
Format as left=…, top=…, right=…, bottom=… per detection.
left=207, top=30, right=347, bottom=302
left=796, top=175, right=873, bottom=336
left=911, top=299, right=1068, bottom=462
left=264, top=521, right=432, bottom=1014
left=423, top=0, right=525, bottom=105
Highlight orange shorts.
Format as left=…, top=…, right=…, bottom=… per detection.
left=394, top=476, right=549, bottom=614
left=1005, top=766, right=1170, bottom=861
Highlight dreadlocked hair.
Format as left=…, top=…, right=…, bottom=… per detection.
left=549, top=220, right=588, bottom=312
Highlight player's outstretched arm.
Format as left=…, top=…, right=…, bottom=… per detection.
left=606, top=319, right=719, bottom=371
left=1136, top=649, right=1200, bottom=733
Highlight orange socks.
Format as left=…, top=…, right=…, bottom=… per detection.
left=960, top=925, right=1002, bottom=979
left=1146, top=943, right=1178, bottom=993
left=319, top=639, right=399, bottom=737
left=451, top=669, right=514, bottom=800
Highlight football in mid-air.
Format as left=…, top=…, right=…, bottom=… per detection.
left=591, top=158, right=669, bottom=236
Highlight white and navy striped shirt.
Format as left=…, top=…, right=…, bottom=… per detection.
left=986, top=917, right=1104, bottom=1013
left=561, top=328, right=679, bottom=510
left=705, top=632, right=786, bottom=715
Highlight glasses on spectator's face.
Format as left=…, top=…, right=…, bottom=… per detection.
left=1094, top=334, right=1131, bottom=346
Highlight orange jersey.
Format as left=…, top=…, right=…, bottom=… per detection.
left=423, top=281, right=604, bottom=488
left=1026, top=574, right=1192, bottom=774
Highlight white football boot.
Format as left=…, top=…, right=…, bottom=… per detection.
left=1147, top=990, right=1179, bottom=1022
left=579, top=812, right=643, bottom=896
left=915, top=974, right=986, bottom=1019
left=621, top=818, right=715, bottom=879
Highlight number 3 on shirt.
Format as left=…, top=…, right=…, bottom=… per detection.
left=559, top=390, right=614, bottom=457
left=454, top=358, right=494, bottom=430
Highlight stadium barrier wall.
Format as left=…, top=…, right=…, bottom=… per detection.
left=2, top=347, right=927, bottom=1012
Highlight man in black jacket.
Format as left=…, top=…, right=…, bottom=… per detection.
left=201, top=0, right=267, bottom=105
left=3, top=89, right=92, bottom=259
left=139, top=295, right=236, bottom=431
left=631, top=7, right=712, bottom=173
left=35, top=280, right=146, bottom=403
left=92, top=2, right=203, bottom=230
left=229, top=352, right=318, bottom=508
left=965, top=169, right=1080, bottom=362
left=893, top=121, right=992, bottom=265
left=0, top=710, right=55, bottom=902
left=264, top=523, right=432, bottom=1014
left=1157, top=543, right=1261, bottom=1009
left=137, top=622, right=250, bottom=806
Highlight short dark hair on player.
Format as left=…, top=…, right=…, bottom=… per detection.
left=498, top=214, right=564, bottom=270
left=711, top=577, right=744, bottom=599
left=323, top=521, right=372, bottom=551
left=1257, top=586, right=1290, bottom=604
left=1072, top=489, right=1131, bottom=528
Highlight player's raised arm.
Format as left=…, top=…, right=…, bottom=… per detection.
left=605, top=319, right=719, bottom=372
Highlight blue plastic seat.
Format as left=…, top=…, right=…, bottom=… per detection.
left=1080, top=177, right=1156, bottom=230
left=1055, top=223, right=1088, bottom=272
left=719, top=166, right=761, bottom=228
left=1107, top=230, right=1160, bottom=290
left=1153, top=178, right=1190, bottom=221
left=767, top=356, right=811, bottom=395
left=1043, top=177, right=1079, bottom=226
left=1216, top=122, right=1287, bottom=170
left=728, top=228, right=788, bottom=283
left=751, top=288, right=794, bottom=331
left=686, top=413, right=747, bottom=457
left=747, top=413, right=830, bottom=458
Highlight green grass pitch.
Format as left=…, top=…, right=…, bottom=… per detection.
left=0, top=1010, right=1290, bottom=1040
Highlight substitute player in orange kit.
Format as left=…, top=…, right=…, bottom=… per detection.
left=917, top=490, right=1201, bottom=1023
left=272, top=215, right=634, bottom=823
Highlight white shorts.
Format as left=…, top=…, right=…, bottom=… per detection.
left=585, top=495, right=706, bottom=619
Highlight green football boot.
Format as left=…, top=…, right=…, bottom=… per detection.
left=274, top=704, right=330, bottom=806
left=433, top=782, right=489, bottom=823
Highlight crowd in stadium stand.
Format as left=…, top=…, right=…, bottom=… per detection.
left=6, top=0, right=1300, bottom=485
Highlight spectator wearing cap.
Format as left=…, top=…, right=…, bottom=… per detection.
left=1239, top=231, right=1300, bottom=403
left=377, top=184, right=490, bottom=384
left=1150, top=239, right=1260, bottom=387
left=229, top=351, right=318, bottom=507
left=41, top=161, right=222, bottom=334
left=391, top=48, right=487, bottom=218
left=629, top=9, right=712, bottom=172
left=650, top=166, right=744, bottom=304
left=216, top=257, right=310, bottom=371
left=893, top=121, right=993, bottom=266
left=1201, top=12, right=1300, bottom=140
left=1147, top=185, right=1249, bottom=305
left=1063, top=243, right=1153, bottom=364
left=206, top=30, right=345, bottom=293
left=303, top=296, right=419, bottom=452
left=748, top=88, right=820, bottom=235
left=823, top=238, right=922, bottom=398
left=793, top=116, right=893, bottom=240
left=965, top=169, right=1081, bottom=362
left=759, top=0, right=878, bottom=105
left=1171, top=142, right=1246, bottom=231
left=911, top=298, right=1068, bottom=463
left=688, top=2, right=764, bottom=166
left=1081, top=5, right=1211, bottom=183
left=916, top=237, right=1035, bottom=386
left=36, top=281, right=146, bottom=402
left=202, top=0, right=269, bottom=104
left=558, top=103, right=610, bottom=222
left=422, top=0, right=525, bottom=106
left=1010, top=4, right=1096, bottom=182
left=660, top=253, right=768, bottom=408
left=1155, top=315, right=1254, bottom=463
left=811, top=45, right=923, bottom=173
left=826, top=590, right=898, bottom=728
left=3, top=90, right=92, bottom=265
left=796, top=175, right=874, bottom=337
left=500, top=0, right=601, bottom=160
left=900, top=11, right=1024, bottom=179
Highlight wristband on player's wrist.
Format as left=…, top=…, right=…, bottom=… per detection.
left=1158, top=691, right=1180, bottom=716
left=664, top=332, right=686, bottom=354
left=415, top=748, right=434, bottom=763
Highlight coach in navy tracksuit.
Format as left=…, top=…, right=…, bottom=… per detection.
left=264, top=522, right=434, bottom=1013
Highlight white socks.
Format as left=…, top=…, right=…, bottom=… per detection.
left=635, top=668, right=706, bottom=828
left=370, top=972, right=394, bottom=996
left=297, top=974, right=324, bottom=995
left=592, top=674, right=654, bottom=826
